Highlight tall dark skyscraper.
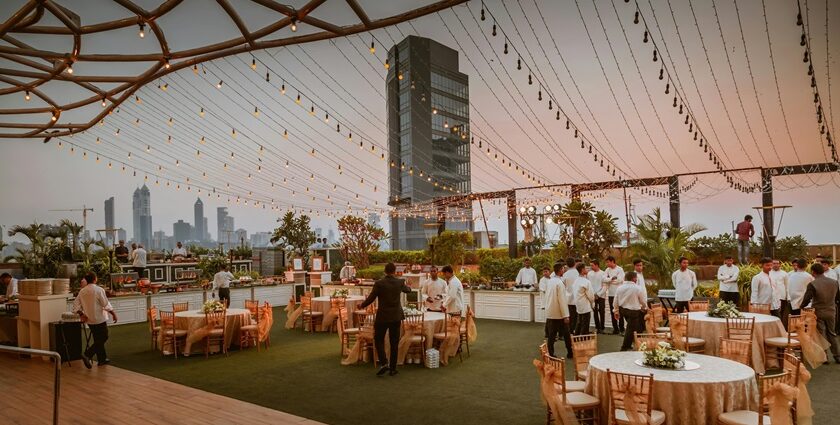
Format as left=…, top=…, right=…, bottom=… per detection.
left=104, top=196, right=115, bottom=245
left=217, top=207, right=234, bottom=246
left=173, top=219, right=191, bottom=243
left=194, top=198, right=205, bottom=242
left=387, top=35, right=472, bottom=250
left=132, top=185, right=152, bottom=247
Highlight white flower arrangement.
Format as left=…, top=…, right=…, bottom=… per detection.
left=403, top=306, right=421, bottom=315
left=640, top=341, right=687, bottom=369
left=707, top=301, right=743, bottom=319
left=332, top=288, right=350, bottom=298
left=202, top=299, right=225, bottom=314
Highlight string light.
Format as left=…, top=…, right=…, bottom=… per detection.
left=138, top=23, right=145, bottom=38
left=24, top=91, right=30, bottom=101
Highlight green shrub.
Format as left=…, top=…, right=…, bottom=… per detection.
left=369, top=250, right=427, bottom=265
left=457, top=270, right=488, bottom=285
left=356, top=265, right=385, bottom=280
left=478, top=254, right=555, bottom=282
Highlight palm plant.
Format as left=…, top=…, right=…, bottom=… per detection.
left=59, top=219, right=84, bottom=255
left=630, top=208, right=706, bottom=289
left=7, top=222, right=45, bottom=245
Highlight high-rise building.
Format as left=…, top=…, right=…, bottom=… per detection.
left=116, top=228, right=127, bottom=243
left=387, top=36, right=473, bottom=250
left=233, top=228, right=248, bottom=247
left=250, top=231, right=272, bottom=248
left=193, top=198, right=205, bottom=242
left=173, top=220, right=191, bottom=243
left=132, top=185, right=152, bottom=247
left=203, top=217, right=210, bottom=241
left=104, top=196, right=115, bottom=245
left=217, top=207, right=235, bottom=246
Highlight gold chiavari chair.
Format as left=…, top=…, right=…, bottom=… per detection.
left=204, top=309, right=228, bottom=358
left=545, top=354, right=600, bottom=424
left=717, top=372, right=792, bottom=425
left=148, top=306, right=160, bottom=350
left=301, top=292, right=323, bottom=333
left=688, top=300, right=709, bottom=312
left=748, top=303, right=771, bottom=315
left=172, top=302, right=189, bottom=313
left=725, top=317, right=756, bottom=341
left=719, top=337, right=752, bottom=367
left=633, top=333, right=672, bottom=351
left=160, top=311, right=187, bottom=359
left=571, top=334, right=598, bottom=381
left=606, top=370, right=664, bottom=425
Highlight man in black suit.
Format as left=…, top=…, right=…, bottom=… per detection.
left=358, top=262, right=412, bottom=376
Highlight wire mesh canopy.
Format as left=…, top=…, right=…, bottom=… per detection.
left=752, top=205, right=792, bottom=237
left=0, top=0, right=466, bottom=140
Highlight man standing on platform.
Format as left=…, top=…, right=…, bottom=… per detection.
left=358, top=263, right=412, bottom=376
left=441, top=265, right=465, bottom=316
left=672, top=257, right=698, bottom=313
left=717, top=256, right=741, bottom=305
left=544, top=263, right=571, bottom=358
left=131, top=243, right=147, bottom=279
left=114, top=240, right=130, bottom=263
left=572, top=263, right=594, bottom=335
left=212, top=264, right=234, bottom=307
left=800, top=263, right=840, bottom=364
left=588, top=260, right=607, bottom=334
left=515, top=257, right=538, bottom=289
left=788, top=259, right=814, bottom=316
left=751, top=258, right=778, bottom=316
left=74, top=272, right=117, bottom=368
left=421, top=266, right=447, bottom=312
left=735, top=215, right=755, bottom=264
left=604, top=256, right=625, bottom=335
left=615, top=271, right=647, bottom=351
left=770, top=259, right=790, bottom=324
left=562, top=258, right=580, bottom=333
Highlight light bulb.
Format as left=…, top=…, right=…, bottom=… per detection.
left=290, top=20, right=297, bottom=32
left=164, top=58, right=170, bottom=69
left=24, top=91, right=30, bottom=101
left=66, top=62, right=73, bottom=74
left=251, top=58, right=257, bottom=70
left=217, top=80, right=223, bottom=88
left=281, top=84, right=286, bottom=95
left=370, top=41, right=375, bottom=54
left=138, top=23, right=145, bottom=38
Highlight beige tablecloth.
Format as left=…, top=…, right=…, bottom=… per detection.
left=586, top=352, right=758, bottom=425
left=311, top=295, right=365, bottom=331
left=160, top=308, right=251, bottom=356
left=687, top=312, right=786, bottom=373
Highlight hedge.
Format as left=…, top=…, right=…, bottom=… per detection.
left=368, top=248, right=509, bottom=266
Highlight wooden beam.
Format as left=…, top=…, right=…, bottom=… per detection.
left=346, top=0, right=372, bottom=27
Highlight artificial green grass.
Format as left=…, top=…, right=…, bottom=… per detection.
left=106, top=309, right=840, bottom=425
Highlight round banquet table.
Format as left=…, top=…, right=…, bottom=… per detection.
left=311, top=295, right=366, bottom=331
left=170, top=308, right=252, bottom=356
left=686, top=311, right=786, bottom=373
left=585, top=352, right=758, bottom=425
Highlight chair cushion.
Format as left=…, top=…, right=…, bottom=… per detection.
left=577, top=370, right=589, bottom=380
left=343, top=327, right=360, bottom=334
left=208, top=328, right=224, bottom=336
left=718, top=410, right=772, bottom=425
left=305, top=311, right=324, bottom=316
left=408, top=335, right=424, bottom=343
left=165, top=329, right=187, bottom=336
left=615, top=409, right=666, bottom=425
left=655, top=326, right=670, bottom=333
left=152, top=326, right=161, bottom=331
left=240, top=324, right=258, bottom=331
left=433, top=332, right=447, bottom=339
left=564, top=391, right=600, bottom=408
left=765, top=336, right=799, bottom=347
left=687, top=337, right=705, bottom=346
left=558, top=380, right=586, bottom=392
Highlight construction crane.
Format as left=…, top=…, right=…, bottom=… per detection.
left=49, top=205, right=94, bottom=232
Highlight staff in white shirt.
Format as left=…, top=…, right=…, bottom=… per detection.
left=603, top=256, right=625, bottom=334
left=213, top=264, right=234, bottom=307
left=587, top=260, right=607, bottom=334
left=441, top=265, right=465, bottom=316
left=787, top=258, right=814, bottom=315
left=0, top=273, right=18, bottom=300
left=671, top=257, right=698, bottom=313
left=73, top=272, right=117, bottom=368
left=717, top=256, right=741, bottom=305
left=572, top=263, right=595, bottom=336
left=820, top=259, right=839, bottom=282
left=515, top=258, right=538, bottom=288
left=770, top=259, right=790, bottom=322
left=172, top=241, right=188, bottom=258
left=632, top=259, right=645, bottom=287
left=544, top=263, right=571, bottom=358
left=751, top=258, right=779, bottom=314
left=614, top=271, right=647, bottom=351
left=421, top=266, right=448, bottom=312
left=562, top=258, right=580, bottom=333
left=339, top=261, right=356, bottom=282
left=538, top=266, right=552, bottom=338
left=131, top=244, right=147, bottom=279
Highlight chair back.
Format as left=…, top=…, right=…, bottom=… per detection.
left=329, top=296, right=345, bottom=313
left=359, top=312, right=376, bottom=339
left=172, top=302, right=189, bottom=313
left=570, top=334, right=598, bottom=378
left=404, top=312, right=424, bottom=328
left=543, top=354, right=571, bottom=399
left=148, top=306, right=159, bottom=331
left=538, top=342, right=548, bottom=358
left=160, top=310, right=176, bottom=332
left=725, top=317, right=756, bottom=341
left=786, top=314, right=804, bottom=345
left=337, top=307, right=349, bottom=333
left=757, top=371, right=793, bottom=425
left=780, top=350, right=801, bottom=388
left=719, top=337, right=752, bottom=367
left=668, top=313, right=690, bottom=350
left=443, top=312, right=462, bottom=337
left=634, top=333, right=672, bottom=351
left=245, top=299, right=260, bottom=314
left=688, top=300, right=709, bottom=312
left=301, top=294, right=314, bottom=311
left=205, top=310, right=226, bottom=329
left=606, top=370, right=654, bottom=423
left=749, top=303, right=771, bottom=314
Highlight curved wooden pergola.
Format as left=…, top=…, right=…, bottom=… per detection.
left=0, top=0, right=467, bottom=140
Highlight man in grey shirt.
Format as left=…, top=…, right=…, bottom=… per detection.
left=801, top=263, right=840, bottom=363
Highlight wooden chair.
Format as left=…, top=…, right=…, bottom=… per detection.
left=239, top=303, right=262, bottom=351
left=606, top=370, right=665, bottom=425
left=172, top=302, right=189, bottom=313
left=301, top=293, right=323, bottom=333
left=748, top=303, right=771, bottom=315
left=633, top=333, right=672, bottom=351
left=324, top=297, right=344, bottom=333
left=545, top=353, right=600, bottom=424
left=148, top=306, right=160, bottom=350
left=433, top=313, right=464, bottom=363
left=204, top=310, right=228, bottom=358
left=357, top=312, right=378, bottom=366
left=668, top=313, right=706, bottom=353
left=402, top=313, right=426, bottom=366
left=460, top=305, right=473, bottom=357
left=719, top=337, right=752, bottom=367
left=571, top=334, right=598, bottom=381
left=649, top=304, right=669, bottom=333
left=539, top=343, right=586, bottom=393
left=244, top=299, right=260, bottom=316
left=337, top=306, right=358, bottom=356
left=717, top=372, right=791, bottom=425
left=160, top=311, right=187, bottom=359
left=725, top=317, right=756, bottom=341
left=688, top=300, right=709, bottom=312
left=764, top=315, right=803, bottom=360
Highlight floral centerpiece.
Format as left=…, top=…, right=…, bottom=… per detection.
left=403, top=306, right=421, bottom=315
left=332, top=288, right=350, bottom=298
left=202, top=299, right=225, bottom=313
left=640, top=341, right=687, bottom=369
left=707, top=301, right=743, bottom=318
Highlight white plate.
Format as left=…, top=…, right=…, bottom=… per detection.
left=634, top=359, right=700, bottom=371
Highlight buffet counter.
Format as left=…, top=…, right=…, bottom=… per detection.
left=65, top=284, right=295, bottom=326
left=119, top=260, right=252, bottom=284
left=470, top=290, right=535, bottom=322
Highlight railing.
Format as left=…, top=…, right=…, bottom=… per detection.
left=0, top=345, right=61, bottom=424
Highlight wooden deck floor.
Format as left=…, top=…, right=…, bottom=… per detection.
left=0, top=354, right=324, bottom=425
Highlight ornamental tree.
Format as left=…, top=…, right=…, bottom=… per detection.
left=336, top=215, right=387, bottom=269
left=271, top=211, right=316, bottom=266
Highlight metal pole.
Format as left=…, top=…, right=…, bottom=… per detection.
left=507, top=191, right=517, bottom=258
left=761, top=169, right=774, bottom=258
left=0, top=345, right=61, bottom=424
left=622, top=184, right=631, bottom=247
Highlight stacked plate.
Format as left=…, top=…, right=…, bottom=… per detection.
left=18, top=279, right=31, bottom=295
left=34, top=279, right=53, bottom=296
left=52, top=279, right=70, bottom=295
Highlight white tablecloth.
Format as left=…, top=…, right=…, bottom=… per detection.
left=311, top=295, right=365, bottom=331
left=167, top=308, right=252, bottom=355
left=686, top=311, right=785, bottom=373
left=586, top=352, right=758, bottom=425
